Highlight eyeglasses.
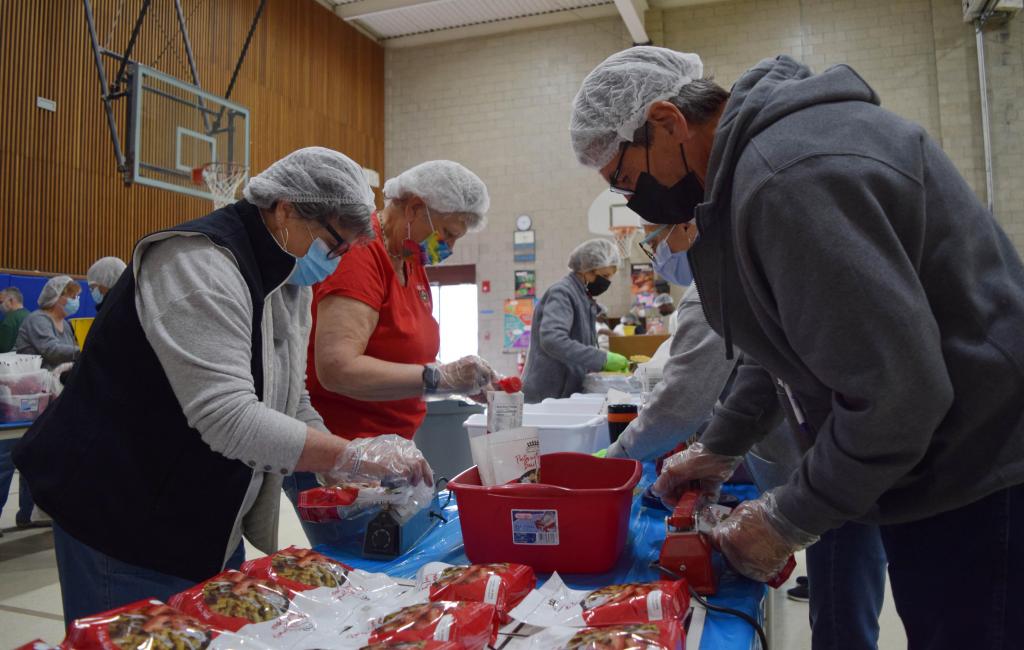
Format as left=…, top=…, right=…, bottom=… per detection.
left=608, top=141, right=633, bottom=195
left=637, top=225, right=667, bottom=263
left=322, top=223, right=350, bottom=260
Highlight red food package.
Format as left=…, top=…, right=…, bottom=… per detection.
left=368, top=602, right=496, bottom=650
left=360, top=642, right=465, bottom=650
left=297, top=483, right=410, bottom=522
left=562, top=621, right=683, bottom=649
left=427, top=563, right=535, bottom=621
left=168, top=570, right=299, bottom=633
left=241, top=546, right=352, bottom=593
left=580, top=581, right=689, bottom=626
left=62, top=599, right=217, bottom=650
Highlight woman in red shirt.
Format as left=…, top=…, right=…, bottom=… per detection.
left=285, top=160, right=496, bottom=546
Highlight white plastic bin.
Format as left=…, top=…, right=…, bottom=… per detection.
left=528, top=397, right=606, bottom=416
left=464, top=412, right=610, bottom=455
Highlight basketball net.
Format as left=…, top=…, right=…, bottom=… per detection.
left=610, top=225, right=641, bottom=262
left=193, top=162, right=248, bottom=209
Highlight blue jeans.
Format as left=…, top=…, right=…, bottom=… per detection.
left=53, top=523, right=245, bottom=625
left=879, top=483, right=1024, bottom=650
left=0, top=438, right=34, bottom=523
left=806, top=521, right=887, bottom=650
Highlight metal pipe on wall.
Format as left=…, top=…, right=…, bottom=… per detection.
left=975, top=17, right=996, bottom=213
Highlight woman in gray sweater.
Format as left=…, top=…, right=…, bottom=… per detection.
left=16, top=275, right=81, bottom=370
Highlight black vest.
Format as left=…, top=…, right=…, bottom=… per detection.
left=14, top=201, right=295, bottom=582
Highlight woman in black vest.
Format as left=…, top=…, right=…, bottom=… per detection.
left=14, top=147, right=432, bottom=625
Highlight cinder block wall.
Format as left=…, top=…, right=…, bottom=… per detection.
left=386, top=1, right=1023, bottom=375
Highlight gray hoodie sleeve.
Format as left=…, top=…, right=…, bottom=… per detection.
left=537, top=286, right=607, bottom=372
left=700, top=355, right=785, bottom=456
left=15, top=312, right=79, bottom=369
left=136, top=236, right=307, bottom=473
left=737, top=159, right=954, bottom=536
left=610, top=285, right=738, bottom=460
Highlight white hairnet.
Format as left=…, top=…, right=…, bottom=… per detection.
left=87, top=256, right=127, bottom=289
left=38, top=275, right=77, bottom=309
left=243, top=147, right=375, bottom=232
left=568, top=238, right=621, bottom=273
left=621, top=313, right=640, bottom=325
left=654, top=293, right=674, bottom=307
left=570, top=47, right=704, bottom=168
left=383, top=161, right=490, bottom=232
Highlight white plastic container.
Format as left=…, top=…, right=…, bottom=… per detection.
left=0, top=353, right=43, bottom=376
left=464, top=412, right=609, bottom=455
left=528, top=397, right=606, bottom=416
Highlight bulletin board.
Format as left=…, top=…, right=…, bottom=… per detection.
left=503, top=298, right=535, bottom=351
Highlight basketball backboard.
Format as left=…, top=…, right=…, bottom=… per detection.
left=129, top=63, right=250, bottom=202
left=587, top=189, right=642, bottom=235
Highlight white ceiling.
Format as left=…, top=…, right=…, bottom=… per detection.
left=314, top=0, right=729, bottom=48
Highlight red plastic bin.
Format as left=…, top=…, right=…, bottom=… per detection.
left=448, top=452, right=642, bottom=574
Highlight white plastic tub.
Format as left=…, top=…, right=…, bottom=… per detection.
left=528, top=397, right=606, bottom=416
left=464, top=412, right=610, bottom=455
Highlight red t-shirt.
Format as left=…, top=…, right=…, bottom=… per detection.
left=308, top=215, right=440, bottom=439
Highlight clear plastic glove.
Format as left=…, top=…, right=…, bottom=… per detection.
left=710, top=491, right=819, bottom=582
left=603, top=352, right=629, bottom=372
left=651, top=442, right=742, bottom=507
left=438, top=355, right=498, bottom=399
left=604, top=439, right=630, bottom=459
left=325, top=434, right=433, bottom=488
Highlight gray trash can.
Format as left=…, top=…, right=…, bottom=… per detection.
left=413, top=398, right=484, bottom=481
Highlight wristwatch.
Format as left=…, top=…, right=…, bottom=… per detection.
left=422, top=363, right=442, bottom=394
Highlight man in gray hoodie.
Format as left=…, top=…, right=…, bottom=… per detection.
left=570, top=47, right=1024, bottom=648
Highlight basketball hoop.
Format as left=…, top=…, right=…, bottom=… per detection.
left=610, top=225, right=641, bottom=262
left=193, top=162, right=248, bottom=208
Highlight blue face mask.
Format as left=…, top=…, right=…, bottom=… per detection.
left=91, top=287, right=104, bottom=305
left=64, top=296, right=81, bottom=317
left=652, top=226, right=693, bottom=287
left=287, top=237, right=340, bottom=286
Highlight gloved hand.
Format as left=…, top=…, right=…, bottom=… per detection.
left=325, top=434, right=434, bottom=488
left=592, top=448, right=608, bottom=458
left=603, top=352, right=629, bottom=372
left=651, top=442, right=742, bottom=507
left=710, top=491, right=819, bottom=582
left=438, top=355, right=497, bottom=399
left=604, top=439, right=630, bottom=459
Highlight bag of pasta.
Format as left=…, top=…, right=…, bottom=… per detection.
left=360, top=642, right=465, bottom=650
left=169, top=570, right=336, bottom=648
left=368, top=602, right=496, bottom=650
left=59, top=598, right=274, bottom=650
left=242, top=547, right=352, bottom=594
left=527, top=621, right=684, bottom=650
left=417, top=562, right=535, bottom=623
left=579, top=580, right=689, bottom=627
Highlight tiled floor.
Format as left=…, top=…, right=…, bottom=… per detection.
left=0, top=474, right=907, bottom=648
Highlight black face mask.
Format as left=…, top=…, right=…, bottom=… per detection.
left=586, top=275, right=611, bottom=297
left=626, top=134, right=704, bottom=225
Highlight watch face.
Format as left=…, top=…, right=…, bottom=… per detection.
left=516, top=214, right=532, bottom=231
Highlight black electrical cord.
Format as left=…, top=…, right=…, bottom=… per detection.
left=653, top=563, right=770, bottom=650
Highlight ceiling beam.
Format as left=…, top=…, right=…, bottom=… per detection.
left=382, top=4, right=621, bottom=48
left=333, top=0, right=441, bottom=19
left=648, top=0, right=730, bottom=8
left=614, top=0, right=650, bottom=44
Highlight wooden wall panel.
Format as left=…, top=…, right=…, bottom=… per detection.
left=0, top=0, right=384, bottom=275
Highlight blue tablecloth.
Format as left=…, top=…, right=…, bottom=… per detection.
left=317, top=464, right=766, bottom=649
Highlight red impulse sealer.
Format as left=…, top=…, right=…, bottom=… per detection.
left=658, top=489, right=796, bottom=595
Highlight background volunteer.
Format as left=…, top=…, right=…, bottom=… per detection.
left=15, top=276, right=81, bottom=370
left=86, top=256, right=127, bottom=309
left=521, top=238, right=628, bottom=403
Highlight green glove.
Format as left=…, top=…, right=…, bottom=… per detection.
left=592, top=448, right=608, bottom=458
left=603, top=352, right=629, bottom=372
